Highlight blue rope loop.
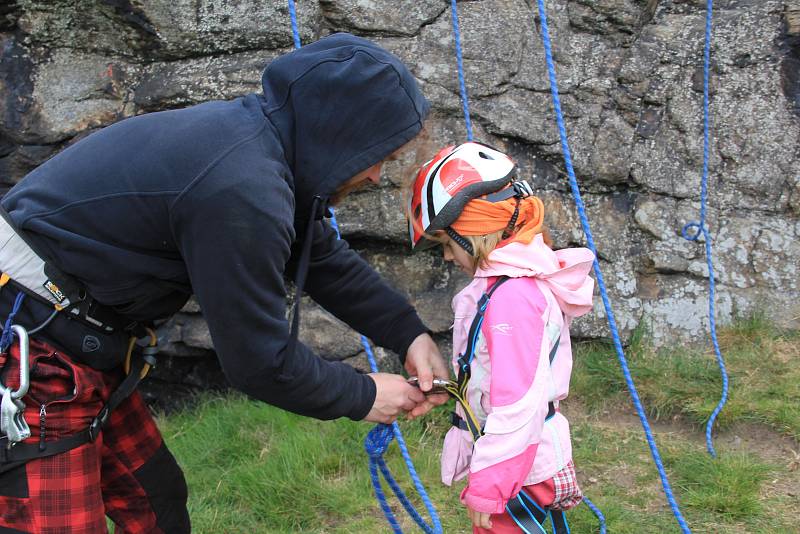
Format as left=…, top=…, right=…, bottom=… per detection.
left=531, top=0, right=691, bottom=531
left=0, top=292, right=26, bottom=352
left=361, top=337, right=443, bottom=534
left=679, top=0, right=729, bottom=459
left=681, top=221, right=704, bottom=242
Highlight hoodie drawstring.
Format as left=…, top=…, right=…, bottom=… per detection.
left=283, top=195, right=323, bottom=378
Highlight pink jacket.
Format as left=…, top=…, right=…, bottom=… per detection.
left=441, top=234, right=595, bottom=514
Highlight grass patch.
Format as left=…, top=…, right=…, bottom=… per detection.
left=146, top=317, right=799, bottom=533
left=571, top=315, right=800, bottom=439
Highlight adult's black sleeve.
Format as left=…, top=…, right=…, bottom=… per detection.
left=171, top=168, right=375, bottom=421
left=286, top=219, right=428, bottom=362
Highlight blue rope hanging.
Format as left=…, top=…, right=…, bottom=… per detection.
left=680, top=0, right=729, bottom=460
left=285, top=5, right=443, bottom=532
left=530, top=0, right=691, bottom=531
left=449, top=0, right=474, bottom=142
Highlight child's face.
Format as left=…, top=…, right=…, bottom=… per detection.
left=436, top=232, right=475, bottom=276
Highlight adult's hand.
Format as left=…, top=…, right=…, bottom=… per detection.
left=364, top=373, right=427, bottom=424
left=403, top=333, right=450, bottom=419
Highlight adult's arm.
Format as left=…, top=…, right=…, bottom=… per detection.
left=286, top=219, right=428, bottom=362
left=171, top=168, right=376, bottom=420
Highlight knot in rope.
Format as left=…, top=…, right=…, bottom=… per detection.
left=681, top=221, right=706, bottom=242
left=364, top=423, right=394, bottom=458
left=0, top=292, right=26, bottom=353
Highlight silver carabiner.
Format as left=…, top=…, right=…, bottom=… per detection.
left=0, top=324, right=30, bottom=400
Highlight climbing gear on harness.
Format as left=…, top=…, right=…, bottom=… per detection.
left=0, top=209, right=160, bottom=470
left=0, top=334, right=155, bottom=473
left=438, top=275, right=569, bottom=533
left=408, top=141, right=532, bottom=254
left=0, top=325, right=31, bottom=446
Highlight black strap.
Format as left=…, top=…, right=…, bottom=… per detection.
left=456, top=276, right=510, bottom=384
left=550, top=509, right=570, bottom=534
left=507, top=489, right=571, bottom=534
left=0, top=355, right=147, bottom=471
left=0, top=429, right=92, bottom=473
left=506, top=492, right=548, bottom=534
left=450, top=411, right=469, bottom=432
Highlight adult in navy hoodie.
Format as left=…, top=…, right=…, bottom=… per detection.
left=0, top=34, right=447, bottom=532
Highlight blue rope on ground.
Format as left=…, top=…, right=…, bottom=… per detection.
left=532, top=0, right=691, bottom=531
left=680, top=0, right=729, bottom=460
left=0, top=292, right=25, bottom=352
left=581, top=497, right=607, bottom=534
left=449, top=0, right=474, bottom=142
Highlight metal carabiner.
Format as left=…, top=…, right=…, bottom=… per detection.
left=0, top=324, right=30, bottom=400
left=1, top=325, right=31, bottom=445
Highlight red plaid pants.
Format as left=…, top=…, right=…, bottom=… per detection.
left=0, top=337, right=189, bottom=534
left=473, top=460, right=582, bottom=534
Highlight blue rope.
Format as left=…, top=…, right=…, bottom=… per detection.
left=361, top=340, right=443, bottom=534
left=681, top=0, right=728, bottom=459
left=532, top=0, right=691, bottom=531
left=449, top=0, right=474, bottom=142
left=581, top=497, right=607, bottom=534
left=287, top=0, right=301, bottom=49
left=0, top=292, right=25, bottom=352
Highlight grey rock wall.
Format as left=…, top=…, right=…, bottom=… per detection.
left=1, top=1, right=798, bottom=399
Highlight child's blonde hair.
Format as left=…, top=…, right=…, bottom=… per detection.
left=462, top=226, right=553, bottom=271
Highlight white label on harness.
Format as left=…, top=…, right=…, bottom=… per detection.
left=43, top=280, right=66, bottom=303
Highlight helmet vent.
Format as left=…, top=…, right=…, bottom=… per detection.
left=414, top=205, right=421, bottom=218
left=478, top=151, right=494, bottom=160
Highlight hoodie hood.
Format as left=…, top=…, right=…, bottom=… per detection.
left=474, top=234, right=596, bottom=318
left=260, top=33, right=430, bottom=221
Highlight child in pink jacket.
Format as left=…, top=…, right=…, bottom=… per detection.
left=408, top=142, right=595, bottom=533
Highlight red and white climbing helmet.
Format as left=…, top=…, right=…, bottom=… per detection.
left=408, top=141, right=524, bottom=252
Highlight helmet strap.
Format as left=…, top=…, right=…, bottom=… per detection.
left=446, top=227, right=475, bottom=256
left=502, top=198, right=521, bottom=240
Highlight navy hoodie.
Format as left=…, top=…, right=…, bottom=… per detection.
left=1, top=33, right=431, bottom=420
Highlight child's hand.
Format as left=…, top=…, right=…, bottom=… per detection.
left=467, top=506, right=492, bottom=530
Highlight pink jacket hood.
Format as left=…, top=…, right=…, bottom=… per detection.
left=475, top=233, right=595, bottom=318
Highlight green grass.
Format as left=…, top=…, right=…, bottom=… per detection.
left=571, top=313, right=800, bottom=439
left=142, top=317, right=799, bottom=533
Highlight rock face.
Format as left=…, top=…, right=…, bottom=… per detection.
left=1, top=1, right=798, bottom=397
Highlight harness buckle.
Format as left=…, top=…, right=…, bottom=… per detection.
left=88, top=406, right=110, bottom=442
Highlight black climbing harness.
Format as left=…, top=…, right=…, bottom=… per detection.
left=0, top=207, right=158, bottom=469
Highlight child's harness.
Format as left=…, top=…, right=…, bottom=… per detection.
left=0, top=208, right=157, bottom=470
left=442, top=276, right=570, bottom=534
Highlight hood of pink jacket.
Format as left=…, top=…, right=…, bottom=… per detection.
left=474, top=234, right=595, bottom=319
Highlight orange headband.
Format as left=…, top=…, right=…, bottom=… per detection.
left=450, top=195, right=545, bottom=246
